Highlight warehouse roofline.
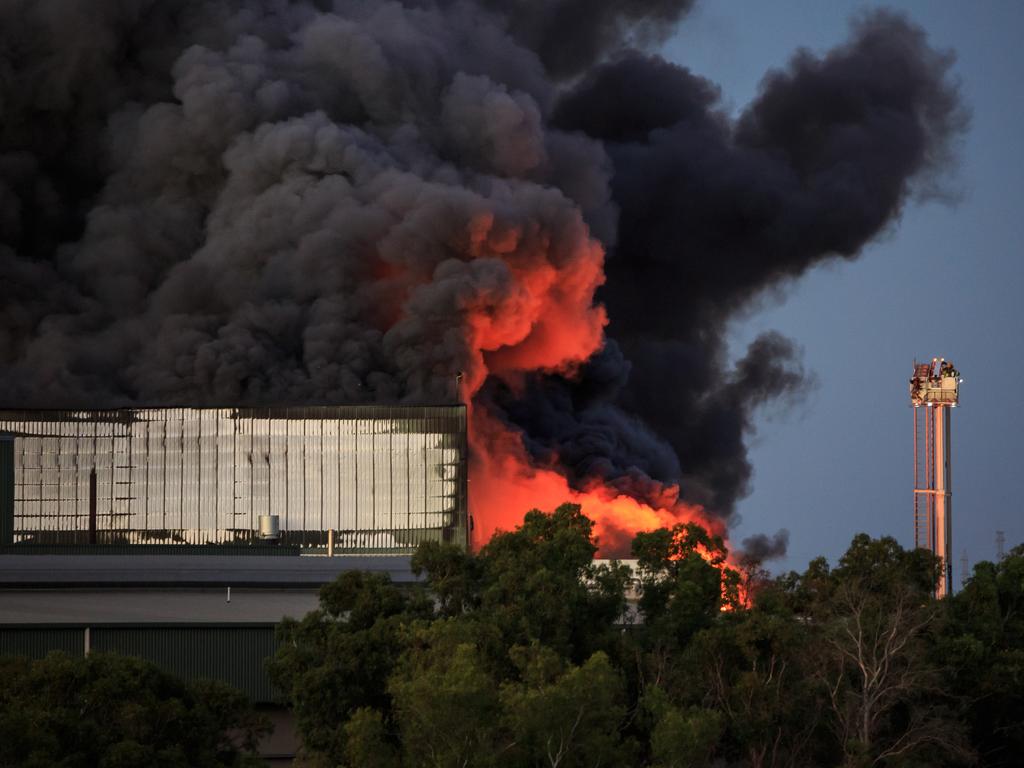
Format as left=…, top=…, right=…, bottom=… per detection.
left=0, top=553, right=419, bottom=587
left=0, top=403, right=465, bottom=421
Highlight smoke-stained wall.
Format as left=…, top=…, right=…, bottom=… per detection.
left=0, top=1, right=967, bottom=550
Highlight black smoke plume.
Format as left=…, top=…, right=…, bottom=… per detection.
left=519, top=9, right=966, bottom=522
left=466, top=0, right=697, bottom=78
left=0, top=2, right=966, bottom=549
left=739, top=529, right=791, bottom=567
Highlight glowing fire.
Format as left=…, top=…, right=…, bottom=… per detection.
left=448, top=209, right=736, bottom=573
left=470, top=406, right=749, bottom=606
left=468, top=404, right=720, bottom=556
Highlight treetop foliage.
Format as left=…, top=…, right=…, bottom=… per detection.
left=262, top=503, right=1023, bottom=767
left=7, top=505, right=1019, bottom=767
left=0, top=652, right=268, bottom=768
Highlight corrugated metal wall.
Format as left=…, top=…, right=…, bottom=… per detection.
left=0, top=626, right=83, bottom=658
left=0, top=624, right=281, bottom=702
left=0, top=543, right=301, bottom=556
left=0, top=405, right=467, bottom=551
left=0, top=435, right=12, bottom=545
left=92, top=625, right=281, bottom=702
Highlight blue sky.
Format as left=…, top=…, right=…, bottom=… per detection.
left=660, top=1, right=1024, bottom=575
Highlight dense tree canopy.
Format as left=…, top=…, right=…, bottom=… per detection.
left=0, top=652, right=268, bottom=768
left=938, top=544, right=1024, bottom=767
left=270, top=504, right=1024, bottom=767
left=4, top=508, right=1017, bottom=767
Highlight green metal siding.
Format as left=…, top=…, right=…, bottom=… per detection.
left=0, top=436, right=12, bottom=545
left=0, top=624, right=281, bottom=703
left=91, top=625, right=281, bottom=703
left=0, top=627, right=83, bottom=658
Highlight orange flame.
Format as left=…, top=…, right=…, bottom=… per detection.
left=468, top=404, right=720, bottom=557
left=435, top=209, right=738, bottom=579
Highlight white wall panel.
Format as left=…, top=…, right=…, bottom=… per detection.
left=0, top=406, right=467, bottom=551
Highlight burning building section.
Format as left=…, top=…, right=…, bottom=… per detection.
left=0, top=2, right=966, bottom=556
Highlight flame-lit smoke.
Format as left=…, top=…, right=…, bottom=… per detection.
left=0, top=1, right=965, bottom=561
left=445, top=210, right=718, bottom=554
left=413, top=205, right=718, bottom=554
left=470, top=403, right=720, bottom=555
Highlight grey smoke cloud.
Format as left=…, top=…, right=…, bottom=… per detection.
left=740, top=529, right=791, bottom=565
left=467, top=0, right=697, bottom=78
left=0, top=2, right=966, bottom=553
left=1, top=0, right=601, bottom=404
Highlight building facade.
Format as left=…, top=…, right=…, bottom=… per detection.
left=0, top=405, right=467, bottom=552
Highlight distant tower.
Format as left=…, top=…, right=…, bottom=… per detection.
left=911, top=358, right=961, bottom=598
left=996, top=530, right=1006, bottom=561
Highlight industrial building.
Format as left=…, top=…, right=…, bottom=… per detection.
left=0, top=404, right=467, bottom=765
left=0, top=405, right=468, bottom=551
left=0, top=552, right=422, bottom=765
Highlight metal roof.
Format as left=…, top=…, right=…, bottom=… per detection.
left=0, top=588, right=321, bottom=624
left=0, top=553, right=419, bottom=587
